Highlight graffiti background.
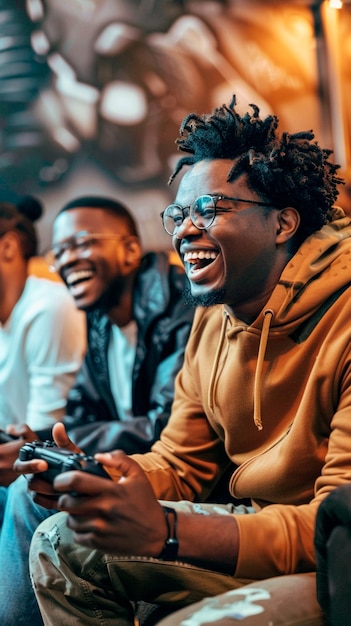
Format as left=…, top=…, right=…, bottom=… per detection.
left=0, top=0, right=350, bottom=251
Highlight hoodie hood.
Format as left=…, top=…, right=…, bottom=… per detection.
left=257, top=207, right=351, bottom=331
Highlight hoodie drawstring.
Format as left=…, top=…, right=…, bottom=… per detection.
left=253, top=309, right=274, bottom=431
left=208, top=310, right=229, bottom=414
left=208, top=308, right=274, bottom=431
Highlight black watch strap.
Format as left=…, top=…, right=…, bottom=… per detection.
left=158, top=506, right=179, bottom=561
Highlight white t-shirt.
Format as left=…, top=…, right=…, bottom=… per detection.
left=108, top=320, right=137, bottom=421
left=0, top=275, right=86, bottom=430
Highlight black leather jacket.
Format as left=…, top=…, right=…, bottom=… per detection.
left=40, top=252, right=195, bottom=455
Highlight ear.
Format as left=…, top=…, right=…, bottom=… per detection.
left=0, top=232, right=20, bottom=262
left=123, top=236, right=142, bottom=269
left=275, top=208, right=300, bottom=244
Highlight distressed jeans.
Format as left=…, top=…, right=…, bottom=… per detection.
left=29, top=504, right=326, bottom=626
left=0, top=477, right=56, bottom=626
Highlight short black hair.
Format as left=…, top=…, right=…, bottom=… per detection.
left=57, top=195, right=139, bottom=238
left=0, top=193, right=43, bottom=259
left=169, top=95, right=344, bottom=247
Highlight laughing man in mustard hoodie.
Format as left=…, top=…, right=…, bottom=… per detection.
left=18, top=95, right=350, bottom=626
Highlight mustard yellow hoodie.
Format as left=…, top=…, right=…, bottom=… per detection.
left=133, top=207, right=351, bottom=580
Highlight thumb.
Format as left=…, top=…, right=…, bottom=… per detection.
left=7, top=423, right=36, bottom=440
left=95, top=450, right=140, bottom=481
left=52, top=422, right=82, bottom=453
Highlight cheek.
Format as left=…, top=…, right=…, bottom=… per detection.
left=172, top=238, right=183, bottom=262
left=220, top=232, right=248, bottom=264
left=224, top=217, right=273, bottom=252
left=220, top=225, right=272, bottom=276
left=96, top=259, right=117, bottom=283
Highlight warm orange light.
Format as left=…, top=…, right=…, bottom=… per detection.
left=329, top=0, right=343, bottom=8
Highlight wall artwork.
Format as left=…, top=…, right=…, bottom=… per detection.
left=1, top=0, right=349, bottom=250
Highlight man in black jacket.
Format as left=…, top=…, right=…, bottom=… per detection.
left=0, top=195, right=194, bottom=626
left=62, top=251, right=190, bottom=455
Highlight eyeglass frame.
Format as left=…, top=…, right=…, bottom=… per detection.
left=46, top=231, right=127, bottom=270
left=160, top=194, right=273, bottom=236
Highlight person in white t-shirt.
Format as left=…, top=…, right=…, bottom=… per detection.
left=0, top=194, right=86, bottom=436
left=0, top=194, right=194, bottom=626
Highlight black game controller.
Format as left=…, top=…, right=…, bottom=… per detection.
left=0, top=430, right=18, bottom=444
left=18, top=440, right=112, bottom=483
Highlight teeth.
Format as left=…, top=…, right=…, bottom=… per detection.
left=66, top=270, right=93, bottom=285
left=184, top=251, right=218, bottom=262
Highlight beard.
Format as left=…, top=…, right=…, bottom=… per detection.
left=81, top=274, right=126, bottom=313
left=182, top=286, right=226, bottom=308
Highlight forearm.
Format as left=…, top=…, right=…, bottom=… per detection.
left=169, top=510, right=239, bottom=575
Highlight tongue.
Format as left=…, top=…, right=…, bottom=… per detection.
left=69, top=277, right=92, bottom=297
left=191, top=257, right=214, bottom=270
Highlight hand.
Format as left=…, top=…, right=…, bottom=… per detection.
left=53, top=450, right=167, bottom=557
left=12, top=422, right=83, bottom=509
left=0, top=424, right=37, bottom=486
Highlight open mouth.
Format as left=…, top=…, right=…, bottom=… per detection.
left=66, top=269, right=95, bottom=288
left=183, top=250, right=218, bottom=271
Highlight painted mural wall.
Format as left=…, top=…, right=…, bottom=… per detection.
left=0, top=0, right=350, bottom=252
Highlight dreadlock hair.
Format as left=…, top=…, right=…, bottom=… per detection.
left=57, top=195, right=139, bottom=238
left=0, top=194, right=43, bottom=259
left=169, top=94, right=345, bottom=247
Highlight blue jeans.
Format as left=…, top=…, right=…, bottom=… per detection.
left=0, top=477, right=56, bottom=626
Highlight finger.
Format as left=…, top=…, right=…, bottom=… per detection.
left=54, top=470, right=115, bottom=495
left=66, top=513, right=108, bottom=534
left=13, top=458, right=48, bottom=475
left=0, top=438, right=24, bottom=453
left=69, top=529, right=110, bottom=550
left=33, top=492, right=60, bottom=509
left=94, top=450, right=141, bottom=479
left=27, top=475, right=59, bottom=495
left=52, top=423, right=82, bottom=453
left=7, top=423, right=36, bottom=440
left=57, top=491, right=115, bottom=516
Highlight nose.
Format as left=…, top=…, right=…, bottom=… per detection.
left=174, top=215, right=201, bottom=240
left=55, top=243, right=80, bottom=270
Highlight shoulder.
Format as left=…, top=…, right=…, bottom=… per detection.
left=182, top=306, right=225, bottom=360
left=186, top=306, right=224, bottom=345
left=25, top=276, right=76, bottom=308
left=22, top=277, right=84, bottom=328
left=191, top=305, right=223, bottom=330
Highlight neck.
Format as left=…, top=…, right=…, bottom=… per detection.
left=226, top=292, right=273, bottom=325
left=227, top=250, right=293, bottom=324
left=106, top=291, right=134, bottom=327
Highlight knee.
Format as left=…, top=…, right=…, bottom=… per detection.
left=30, top=512, right=69, bottom=584
left=155, top=574, right=325, bottom=626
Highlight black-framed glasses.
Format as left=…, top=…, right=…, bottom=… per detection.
left=161, top=194, right=272, bottom=236
left=46, top=231, right=127, bottom=270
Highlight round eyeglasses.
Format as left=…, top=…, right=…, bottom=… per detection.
left=46, top=232, right=127, bottom=271
left=161, top=194, right=273, bottom=236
